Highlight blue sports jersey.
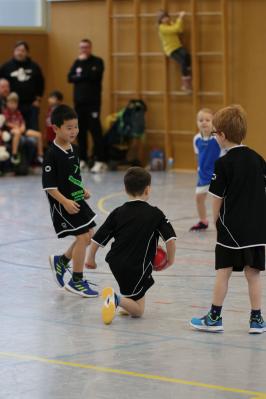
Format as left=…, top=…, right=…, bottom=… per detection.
left=193, top=133, right=221, bottom=186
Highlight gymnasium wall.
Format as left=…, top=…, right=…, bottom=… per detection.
left=1, top=0, right=266, bottom=168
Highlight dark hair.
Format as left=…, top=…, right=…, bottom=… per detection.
left=124, top=167, right=151, bottom=196
left=49, top=90, right=64, bottom=101
left=14, top=41, right=29, bottom=52
left=51, top=104, right=77, bottom=127
left=80, top=38, right=92, bottom=45
left=213, top=104, right=247, bottom=144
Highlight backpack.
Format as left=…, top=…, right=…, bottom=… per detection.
left=104, top=99, right=147, bottom=146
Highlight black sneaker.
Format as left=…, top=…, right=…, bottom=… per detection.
left=190, top=221, right=208, bottom=231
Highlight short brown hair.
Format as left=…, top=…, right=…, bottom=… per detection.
left=212, top=105, right=247, bottom=144
left=124, top=167, right=151, bottom=196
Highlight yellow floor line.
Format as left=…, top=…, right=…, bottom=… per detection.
left=97, top=192, right=124, bottom=215
left=1, top=351, right=266, bottom=398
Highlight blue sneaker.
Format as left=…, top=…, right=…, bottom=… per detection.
left=65, top=278, right=99, bottom=298
left=49, top=255, right=70, bottom=288
left=190, top=313, right=224, bottom=332
left=249, top=317, right=266, bottom=334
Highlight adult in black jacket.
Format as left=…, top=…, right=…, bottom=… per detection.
left=68, top=38, right=105, bottom=172
left=0, top=41, right=45, bottom=130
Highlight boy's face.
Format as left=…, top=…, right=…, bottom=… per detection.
left=53, top=118, right=79, bottom=143
left=7, top=100, right=18, bottom=112
left=197, top=111, right=213, bottom=136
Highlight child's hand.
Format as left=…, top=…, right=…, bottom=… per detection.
left=85, top=258, right=97, bottom=269
left=84, top=189, right=91, bottom=199
left=179, top=11, right=185, bottom=18
left=63, top=199, right=80, bottom=214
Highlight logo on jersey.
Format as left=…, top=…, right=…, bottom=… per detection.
left=61, top=222, right=67, bottom=228
left=211, top=173, right=217, bottom=181
left=10, top=68, right=32, bottom=82
left=45, top=165, right=52, bottom=172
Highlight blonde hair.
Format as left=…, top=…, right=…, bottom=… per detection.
left=197, top=108, right=214, bottom=118
left=213, top=104, right=247, bottom=144
left=7, top=92, right=19, bottom=103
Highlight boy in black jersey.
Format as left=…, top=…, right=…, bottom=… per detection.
left=86, top=167, right=176, bottom=324
left=190, top=105, right=266, bottom=333
left=42, top=105, right=98, bottom=298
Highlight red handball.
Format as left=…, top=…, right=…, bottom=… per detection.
left=152, top=246, right=168, bottom=272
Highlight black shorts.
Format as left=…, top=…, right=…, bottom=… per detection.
left=109, top=262, right=154, bottom=301
left=51, top=200, right=96, bottom=238
left=215, top=245, right=265, bottom=272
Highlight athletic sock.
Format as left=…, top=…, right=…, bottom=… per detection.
left=59, top=254, right=70, bottom=266
left=250, top=309, right=262, bottom=320
left=72, top=272, right=83, bottom=282
left=210, top=304, right=222, bottom=319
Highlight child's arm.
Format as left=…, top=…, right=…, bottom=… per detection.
left=159, top=15, right=184, bottom=33
left=46, top=189, right=80, bottom=215
left=20, top=122, right=26, bottom=134
left=212, top=196, right=223, bottom=225
left=166, top=239, right=176, bottom=266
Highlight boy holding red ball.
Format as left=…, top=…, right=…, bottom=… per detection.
left=86, top=167, right=176, bottom=324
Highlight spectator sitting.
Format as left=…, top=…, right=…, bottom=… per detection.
left=0, top=114, right=11, bottom=174
left=3, top=92, right=44, bottom=165
left=46, top=90, right=63, bottom=145
left=0, top=78, right=10, bottom=112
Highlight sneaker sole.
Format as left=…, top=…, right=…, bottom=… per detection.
left=102, top=287, right=114, bottom=299
left=49, top=255, right=64, bottom=288
left=190, top=322, right=224, bottom=332
left=102, top=302, right=116, bottom=325
left=249, top=327, right=266, bottom=334
left=102, top=287, right=116, bottom=324
left=65, top=283, right=98, bottom=298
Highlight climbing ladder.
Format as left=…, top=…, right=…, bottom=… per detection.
left=107, top=0, right=229, bottom=167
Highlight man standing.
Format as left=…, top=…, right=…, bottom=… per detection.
left=0, top=41, right=45, bottom=130
left=68, top=39, right=106, bottom=172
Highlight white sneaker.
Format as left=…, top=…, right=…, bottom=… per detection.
left=90, top=161, right=107, bottom=173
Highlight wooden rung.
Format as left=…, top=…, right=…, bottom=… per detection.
left=142, top=91, right=164, bottom=96
left=146, top=129, right=194, bottom=135
left=170, top=130, right=194, bottom=135
left=196, top=51, right=223, bottom=56
left=170, top=91, right=192, bottom=96
left=113, top=11, right=222, bottom=18
left=112, top=52, right=135, bottom=57
left=113, top=90, right=136, bottom=95
left=112, top=14, right=134, bottom=19
left=197, top=12, right=222, bottom=16
left=140, top=52, right=163, bottom=57
left=197, top=91, right=223, bottom=96
left=146, top=129, right=164, bottom=134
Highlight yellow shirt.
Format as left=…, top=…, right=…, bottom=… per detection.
left=158, top=19, right=183, bottom=56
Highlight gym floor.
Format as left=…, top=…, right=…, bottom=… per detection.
left=0, top=171, right=266, bottom=399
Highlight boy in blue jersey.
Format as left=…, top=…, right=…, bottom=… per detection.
left=190, top=108, right=221, bottom=231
